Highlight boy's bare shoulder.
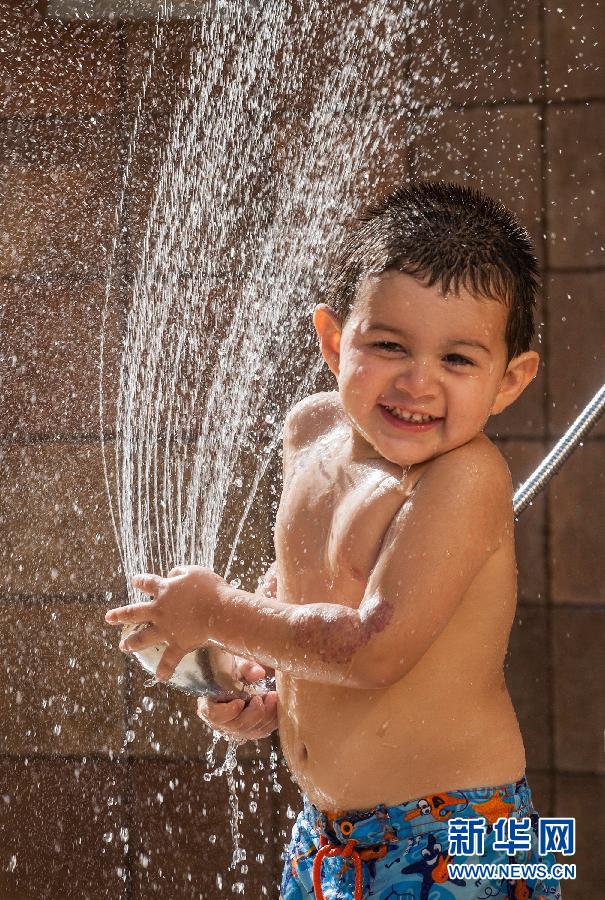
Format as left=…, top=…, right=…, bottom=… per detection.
left=417, top=433, right=513, bottom=514
left=282, top=390, right=343, bottom=451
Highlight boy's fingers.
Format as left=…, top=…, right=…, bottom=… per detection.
left=239, top=694, right=267, bottom=723
left=265, top=690, right=278, bottom=706
left=119, top=625, right=163, bottom=653
left=197, top=693, right=277, bottom=739
left=237, top=695, right=277, bottom=734
left=197, top=696, right=245, bottom=724
left=155, top=646, right=185, bottom=682
left=105, top=602, right=155, bottom=625
left=131, top=573, right=163, bottom=596
left=237, top=660, right=266, bottom=682
left=208, top=696, right=263, bottom=732
left=260, top=691, right=278, bottom=713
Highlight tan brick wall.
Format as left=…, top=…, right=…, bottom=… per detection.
left=0, top=2, right=602, bottom=897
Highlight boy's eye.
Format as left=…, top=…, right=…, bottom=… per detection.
left=373, top=341, right=403, bottom=351
left=372, top=343, right=474, bottom=367
left=444, top=354, right=474, bottom=366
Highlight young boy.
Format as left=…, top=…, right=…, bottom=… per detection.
left=106, top=181, right=563, bottom=899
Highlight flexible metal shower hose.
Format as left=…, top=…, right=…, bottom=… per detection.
left=513, top=383, right=605, bottom=518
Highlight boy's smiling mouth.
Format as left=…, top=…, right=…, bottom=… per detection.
left=379, top=404, right=443, bottom=430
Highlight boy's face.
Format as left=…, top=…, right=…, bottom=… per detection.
left=313, top=270, right=540, bottom=468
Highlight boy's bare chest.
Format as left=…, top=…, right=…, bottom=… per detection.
left=275, top=446, right=425, bottom=606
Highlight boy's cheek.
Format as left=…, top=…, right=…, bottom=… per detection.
left=338, top=366, right=390, bottom=426
left=340, top=360, right=382, bottom=395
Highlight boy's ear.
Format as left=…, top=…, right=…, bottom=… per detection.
left=490, top=351, right=541, bottom=416
left=313, top=304, right=343, bottom=378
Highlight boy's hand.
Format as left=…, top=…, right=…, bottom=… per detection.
left=104, top=565, right=226, bottom=682
left=197, top=656, right=278, bottom=742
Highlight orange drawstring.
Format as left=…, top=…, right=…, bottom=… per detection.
left=311, top=833, right=389, bottom=899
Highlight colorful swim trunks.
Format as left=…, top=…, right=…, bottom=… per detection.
left=279, top=775, right=562, bottom=899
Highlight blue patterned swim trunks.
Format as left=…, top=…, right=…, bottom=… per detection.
left=279, top=775, right=562, bottom=899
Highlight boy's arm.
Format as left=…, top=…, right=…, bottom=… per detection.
left=206, top=561, right=279, bottom=678
left=209, top=440, right=512, bottom=689
left=349, top=439, right=513, bottom=687
left=112, top=440, right=511, bottom=689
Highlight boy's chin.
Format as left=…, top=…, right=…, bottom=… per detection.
left=363, top=433, right=425, bottom=466
left=380, top=447, right=432, bottom=468
left=347, top=421, right=430, bottom=467
left=376, top=428, right=453, bottom=466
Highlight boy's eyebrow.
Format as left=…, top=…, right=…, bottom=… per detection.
left=364, top=323, right=492, bottom=355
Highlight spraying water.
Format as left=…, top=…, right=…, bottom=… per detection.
left=98, top=0, right=494, bottom=888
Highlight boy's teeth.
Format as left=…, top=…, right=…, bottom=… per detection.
left=385, top=406, right=437, bottom=423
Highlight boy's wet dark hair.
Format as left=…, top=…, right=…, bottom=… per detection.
left=324, top=180, right=540, bottom=364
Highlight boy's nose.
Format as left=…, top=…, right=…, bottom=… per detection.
left=393, top=360, right=439, bottom=398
